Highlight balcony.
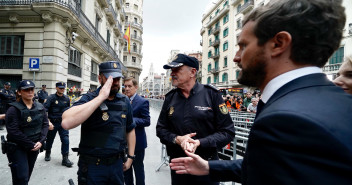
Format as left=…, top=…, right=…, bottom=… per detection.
left=206, top=4, right=230, bottom=28
left=121, top=8, right=126, bottom=21
left=212, top=26, right=220, bottom=35
left=124, top=61, right=142, bottom=70
left=131, top=49, right=143, bottom=57
left=239, top=0, right=254, bottom=14
left=210, top=53, right=220, bottom=59
left=131, top=34, right=143, bottom=43
left=200, top=40, right=203, bottom=46
left=200, top=27, right=205, bottom=35
left=0, top=56, right=23, bottom=69
left=116, top=0, right=122, bottom=9
left=97, top=0, right=109, bottom=8
left=105, top=3, right=118, bottom=25
left=322, top=63, right=341, bottom=72
left=210, top=40, right=220, bottom=47
left=90, top=72, right=98, bottom=82
left=210, top=67, right=220, bottom=74
left=68, top=63, right=82, bottom=77
left=113, top=20, right=123, bottom=36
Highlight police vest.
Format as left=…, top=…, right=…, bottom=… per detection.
left=48, top=94, right=68, bottom=117
left=79, top=92, right=128, bottom=154
left=10, top=101, right=44, bottom=142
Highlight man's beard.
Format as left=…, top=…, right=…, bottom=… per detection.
left=237, top=50, right=267, bottom=88
left=101, top=82, right=120, bottom=96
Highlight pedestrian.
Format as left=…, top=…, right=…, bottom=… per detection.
left=242, top=92, right=252, bottom=108
left=37, top=84, right=48, bottom=104
left=333, top=55, right=352, bottom=95
left=0, top=82, right=16, bottom=130
left=4, top=80, right=49, bottom=185
left=246, top=98, right=258, bottom=113
left=43, top=82, right=73, bottom=167
left=123, top=77, right=151, bottom=185
left=61, top=61, right=136, bottom=185
left=170, top=0, right=352, bottom=184
left=156, top=54, right=235, bottom=185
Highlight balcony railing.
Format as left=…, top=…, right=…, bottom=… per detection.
left=90, top=72, right=98, bottom=82
left=210, top=67, right=220, bottom=73
left=105, top=3, right=118, bottom=25
left=210, top=53, right=220, bottom=59
left=0, top=0, right=122, bottom=67
left=239, top=0, right=254, bottom=14
left=68, top=63, right=82, bottom=77
left=0, top=56, right=23, bottom=69
left=126, top=22, right=143, bottom=32
left=212, top=26, right=220, bottom=35
left=206, top=4, right=230, bottom=27
left=131, top=34, right=143, bottom=43
left=322, top=63, right=341, bottom=72
left=210, top=40, right=220, bottom=47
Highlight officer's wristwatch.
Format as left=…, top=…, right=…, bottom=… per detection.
left=127, top=154, right=136, bottom=160
left=173, top=136, right=177, bottom=144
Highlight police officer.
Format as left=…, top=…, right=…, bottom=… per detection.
left=62, top=61, right=136, bottom=185
left=0, top=82, right=16, bottom=130
left=37, top=84, right=48, bottom=104
left=4, top=80, right=49, bottom=185
left=44, top=82, right=73, bottom=167
left=156, top=54, right=236, bottom=185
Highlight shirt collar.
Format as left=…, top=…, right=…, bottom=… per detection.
left=130, top=93, right=137, bottom=101
left=261, top=66, right=322, bottom=103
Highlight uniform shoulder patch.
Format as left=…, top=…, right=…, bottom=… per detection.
left=204, top=84, right=219, bottom=91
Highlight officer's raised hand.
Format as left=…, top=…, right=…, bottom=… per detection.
left=98, top=76, right=113, bottom=100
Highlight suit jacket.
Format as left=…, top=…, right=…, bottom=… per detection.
left=131, top=94, right=151, bottom=151
left=209, top=73, right=352, bottom=184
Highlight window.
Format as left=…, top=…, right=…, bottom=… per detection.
left=208, top=51, right=212, bottom=58
left=208, top=28, right=212, bottom=35
left=207, top=77, right=211, bottom=84
left=95, top=14, right=101, bottom=31
left=214, top=74, right=219, bottom=83
left=132, top=56, right=136, bottom=63
left=125, top=3, right=129, bottom=8
left=222, top=73, right=228, bottom=82
left=69, top=48, right=81, bottom=67
left=0, top=36, right=24, bottom=56
left=236, top=70, right=240, bottom=79
left=224, top=57, right=228, bottom=67
left=223, top=42, right=228, bottom=51
left=237, top=19, right=242, bottom=29
left=208, top=63, right=211, bottom=72
left=223, top=28, right=228, bottom=37
left=134, top=17, right=138, bottom=24
left=329, top=47, right=344, bottom=64
left=223, top=0, right=228, bottom=7
left=106, top=30, right=110, bottom=45
left=223, top=14, right=229, bottom=24
left=134, top=4, right=138, bottom=10
left=123, top=56, right=127, bottom=62
left=237, top=4, right=241, bottom=13
left=209, top=39, right=212, bottom=46
left=215, top=47, right=219, bottom=55
left=133, top=43, right=137, bottom=52
left=215, top=60, right=219, bottom=69
left=215, top=9, right=220, bottom=16
left=125, top=16, right=128, bottom=21
left=91, top=61, right=98, bottom=82
left=133, top=30, right=137, bottom=38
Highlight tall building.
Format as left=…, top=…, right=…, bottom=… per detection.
left=201, top=0, right=352, bottom=89
left=140, top=63, right=165, bottom=97
left=123, top=0, right=143, bottom=83
left=0, top=0, right=127, bottom=96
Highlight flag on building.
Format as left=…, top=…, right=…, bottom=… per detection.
left=124, top=24, right=131, bottom=53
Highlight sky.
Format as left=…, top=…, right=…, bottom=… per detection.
left=139, top=0, right=217, bottom=80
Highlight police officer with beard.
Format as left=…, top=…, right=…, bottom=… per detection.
left=4, top=80, right=48, bottom=185
left=62, top=61, right=136, bottom=185
left=44, top=82, right=73, bottom=167
left=0, top=82, right=16, bottom=130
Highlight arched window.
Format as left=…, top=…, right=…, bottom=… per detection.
left=207, top=77, right=211, bottom=84
left=133, top=43, right=137, bottom=52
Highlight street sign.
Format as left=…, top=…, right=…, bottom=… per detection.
left=29, top=58, right=40, bottom=71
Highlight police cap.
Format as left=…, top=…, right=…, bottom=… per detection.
left=42, top=84, right=46, bottom=87
left=4, top=82, right=11, bottom=86
left=163, top=54, right=199, bottom=71
left=99, top=61, right=123, bottom=79
left=56, top=82, right=66, bottom=88
left=18, top=80, right=35, bottom=90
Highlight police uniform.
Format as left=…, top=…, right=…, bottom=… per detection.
left=4, top=80, right=49, bottom=185
left=0, top=82, right=16, bottom=129
left=70, top=61, right=136, bottom=185
left=156, top=54, right=236, bottom=185
left=44, top=82, right=73, bottom=167
left=37, top=85, right=48, bottom=104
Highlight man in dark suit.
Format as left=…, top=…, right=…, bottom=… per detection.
left=169, top=0, right=352, bottom=184
left=123, top=77, right=150, bottom=185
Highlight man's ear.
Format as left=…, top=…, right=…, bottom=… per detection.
left=271, top=31, right=292, bottom=57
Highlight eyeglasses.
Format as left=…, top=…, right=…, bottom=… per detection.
left=22, top=88, right=34, bottom=92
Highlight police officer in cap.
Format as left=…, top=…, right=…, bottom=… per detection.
left=44, top=82, right=73, bottom=167
left=37, top=84, right=48, bottom=104
left=5, top=80, right=49, bottom=185
left=0, top=82, right=16, bottom=130
left=62, top=61, right=136, bottom=185
left=156, top=54, right=235, bottom=185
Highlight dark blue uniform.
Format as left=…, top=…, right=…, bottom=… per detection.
left=44, top=93, right=70, bottom=155
left=156, top=82, right=236, bottom=185
left=0, top=88, right=16, bottom=129
left=37, top=89, right=48, bottom=104
left=72, top=87, right=135, bottom=185
left=6, top=100, right=49, bottom=185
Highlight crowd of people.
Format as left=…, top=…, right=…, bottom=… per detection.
left=0, top=0, right=352, bottom=184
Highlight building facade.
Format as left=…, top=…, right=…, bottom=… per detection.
left=0, top=0, right=126, bottom=97
left=200, top=0, right=352, bottom=89
left=140, top=63, right=165, bottom=97
left=123, top=0, right=143, bottom=83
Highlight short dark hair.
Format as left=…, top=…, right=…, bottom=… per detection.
left=243, top=0, right=346, bottom=67
left=124, top=77, right=138, bottom=87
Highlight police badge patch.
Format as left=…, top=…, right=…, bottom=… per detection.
left=102, top=112, right=109, bottom=121
left=27, top=116, right=32, bottom=122
left=219, top=103, right=228, bottom=115
left=169, top=106, right=174, bottom=116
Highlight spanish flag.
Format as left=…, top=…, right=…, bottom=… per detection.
left=124, top=24, right=131, bottom=53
